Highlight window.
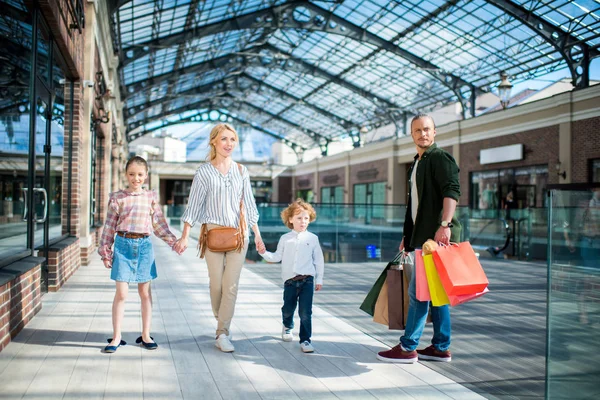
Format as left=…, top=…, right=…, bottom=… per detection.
left=591, top=159, right=600, bottom=183
left=470, top=165, right=549, bottom=218
left=353, top=182, right=386, bottom=220
left=320, top=186, right=344, bottom=204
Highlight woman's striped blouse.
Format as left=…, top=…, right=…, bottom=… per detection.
left=181, top=161, right=259, bottom=229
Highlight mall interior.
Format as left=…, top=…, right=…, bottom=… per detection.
left=0, top=0, right=599, bottom=399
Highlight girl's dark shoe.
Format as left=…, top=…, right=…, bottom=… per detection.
left=136, top=336, right=158, bottom=350
left=104, top=339, right=126, bottom=353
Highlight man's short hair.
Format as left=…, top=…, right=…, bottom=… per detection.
left=411, top=113, right=436, bottom=130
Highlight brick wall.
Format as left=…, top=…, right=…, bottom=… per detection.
left=0, top=262, right=43, bottom=352
left=571, top=116, right=600, bottom=183
left=296, top=173, right=314, bottom=191
left=38, top=238, right=81, bottom=292
left=317, top=167, right=345, bottom=197
left=349, top=159, right=388, bottom=202
left=80, top=231, right=98, bottom=266
left=276, top=176, right=293, bottom=204
left=459, top=126, right=560, bottom=206
left=62, top=82, right=84, bottom=236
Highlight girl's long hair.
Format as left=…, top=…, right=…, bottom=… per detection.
left=207, top=123, right=238, bottom=161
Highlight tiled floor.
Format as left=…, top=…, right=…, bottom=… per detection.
left=0, top=239, right=485, bottom=399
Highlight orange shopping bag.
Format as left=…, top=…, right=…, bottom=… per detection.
left=448, top=287, right=489, bottom=306
left=432, top=242, right=489, bottom=296
left=423, top=253, right=449, bottom=306
left=415, top=250, right=431, bottom=301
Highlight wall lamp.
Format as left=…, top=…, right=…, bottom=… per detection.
left=93, top=109, right=111, bottom=124
left=555, top=162, right=566, bottom=180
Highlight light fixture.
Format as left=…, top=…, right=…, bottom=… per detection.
left=555, top=162, right=566, bottom=180
left=497, top=71, right=513, bottom=110
left=359, top=126, right=369, bottom=134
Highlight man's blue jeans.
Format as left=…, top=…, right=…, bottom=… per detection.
left=282, top=275, right=314, bottom=343
left=400, top=260, right=451, bottom=352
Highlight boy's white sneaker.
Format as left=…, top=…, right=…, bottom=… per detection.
left=300, top=341, right=314, bottom=353
left=282, top=326, right=294, bottom=342
left=216, top=334, right=234, bottom=352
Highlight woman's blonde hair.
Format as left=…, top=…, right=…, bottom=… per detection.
left=207, top=123, right=238, bottom=161
left=281, top=199, right=317, bottom=229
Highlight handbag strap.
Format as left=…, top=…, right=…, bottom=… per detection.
left=236, top=163, right=247, bottom=252
left=197, top=162, right=248, bottom=258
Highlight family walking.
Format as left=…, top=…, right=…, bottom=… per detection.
left=98, top=114, right=461, bottom=364
left=98, top=123, right=325, bottom=354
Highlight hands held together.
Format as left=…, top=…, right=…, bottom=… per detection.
left=171, top=235, right=266, bottom=255
left=255, top=236, right=266, bottom=254
left=172, top=237, right=188, bottom=255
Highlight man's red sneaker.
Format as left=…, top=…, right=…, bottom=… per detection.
left=377, top=345, right=418, bottom=363
left=416, top=345, right=452, bottom=362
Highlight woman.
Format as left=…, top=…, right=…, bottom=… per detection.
left=174, top=123, right=265, bottom=352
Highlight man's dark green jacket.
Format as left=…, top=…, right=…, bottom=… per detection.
left=403, top=143, right=461, bottom=250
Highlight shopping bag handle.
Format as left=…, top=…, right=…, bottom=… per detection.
left=437, top=242, right=460, bottom=247
left=399, top=251, right=414, bottom=266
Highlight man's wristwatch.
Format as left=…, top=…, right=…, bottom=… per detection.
left=440, top=220, right=453, bottom=228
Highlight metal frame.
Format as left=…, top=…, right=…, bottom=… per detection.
left=111, top=0, right=600, bottom=147
left=486, top=0, right=598, bottom=88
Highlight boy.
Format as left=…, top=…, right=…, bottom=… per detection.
left=259, top=199, right=324, bottom=353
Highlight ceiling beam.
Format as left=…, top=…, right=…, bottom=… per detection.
left=125, top=72, right=354, bottom=130
left=118, top=1, right=482, bottom=95
left=485, top=0, right=598, bottom=89
left=126, top=94, right=317, bottom=146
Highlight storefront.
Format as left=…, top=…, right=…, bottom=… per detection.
left=0, top=2, right=77, bottom=290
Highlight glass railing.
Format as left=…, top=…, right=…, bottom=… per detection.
left=546, top=186, right=600, bottom=399
left=167, top=203, right=517, bottom=263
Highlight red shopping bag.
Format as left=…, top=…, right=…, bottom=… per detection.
left=415, top=250, right=431, bottom=301
left=432, top=242, right=489, bottom=296
left=448, top=287, right=489, bottom=306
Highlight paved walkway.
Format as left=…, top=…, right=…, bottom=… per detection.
left=0, top=238, right=485, bottom=400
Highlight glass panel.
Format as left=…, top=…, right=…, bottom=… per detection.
left=372, top=182, right=386, bottom=218
left=0, top=2, right=32, bottom=261
left=592, top=159, right=600, bottom=183
left=49, top=60, right=65, bottom=241
left=334, top=186, right=344, bottom=203
left=33, top=94, right=49, bottom=250
left=90, top=121, right=97, bottom=226
left=353, top=184, right=366, bottom=218
left=320, top=187, right=331, bottom=204
left=36, top=21, right=50, bottom=85
left=548, top=187, right=600, bottom=398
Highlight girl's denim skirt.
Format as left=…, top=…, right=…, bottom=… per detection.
left=111, top=235, right=157, bottom=283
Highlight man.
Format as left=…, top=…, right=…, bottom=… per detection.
left=377, top=113, right=461, bottom=364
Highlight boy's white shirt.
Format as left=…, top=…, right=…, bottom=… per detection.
left=260, top=230, right=325, bottom=285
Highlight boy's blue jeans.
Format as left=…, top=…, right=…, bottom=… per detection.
left=400, top=259, right=451, bottom=352
left=282, top=275, right=314, bottom=343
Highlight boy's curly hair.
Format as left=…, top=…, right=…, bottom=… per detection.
left=281, top=199, right=317, bottom=229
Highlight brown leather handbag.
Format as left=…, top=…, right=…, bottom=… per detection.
left=198, top=163, right=247, bottom=258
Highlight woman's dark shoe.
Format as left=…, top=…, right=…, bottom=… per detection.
left=136, top=336, right=158, bottom=350
left=104, top=339, right=126, bottom=353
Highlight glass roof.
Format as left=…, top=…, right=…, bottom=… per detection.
left=112, top=0, right=600, bottom=149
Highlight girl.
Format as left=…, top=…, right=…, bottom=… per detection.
left=173, top=123, right=264, bottom=353
left=98, top=156, right=178, bottom=353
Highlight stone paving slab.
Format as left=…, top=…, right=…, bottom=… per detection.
left=0, top=238, right=485, bottom=399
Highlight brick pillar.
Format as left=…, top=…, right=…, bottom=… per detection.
left=79, top=2, right=97, bottom=265
left=62, top=81, right=84, bottom=237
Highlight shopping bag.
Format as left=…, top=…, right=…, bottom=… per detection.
left=373, top=280, right=389, bottom=325
left=424, top=253, right=450, bottom=306
left=432, top=242, right=489, bottom=296
left=360, top=253, right=402, bottom=316
left=448, top=287, right=489, bottom=306
left=386, top=268, right=407, bottom=330
left=415, top=250, right=431, bottom=301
